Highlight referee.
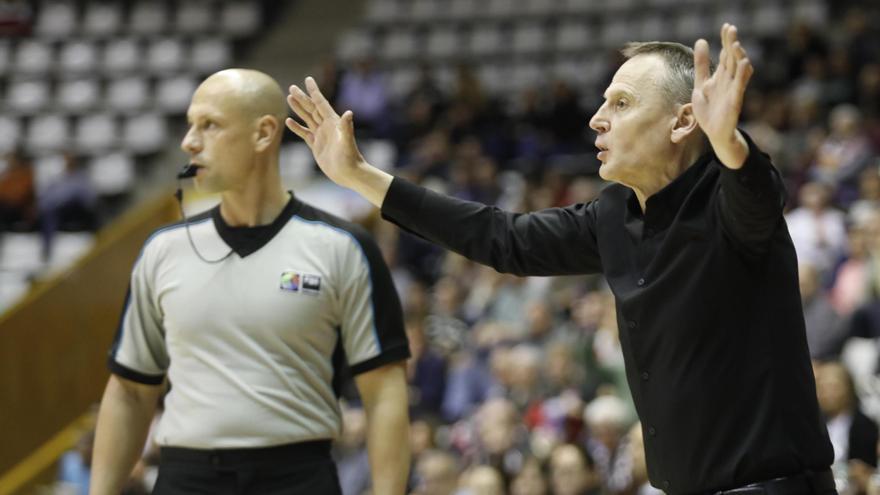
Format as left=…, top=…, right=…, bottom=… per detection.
left=90, top=69, right=411, bottom=495
left=288, top=24, right=838, bottom=494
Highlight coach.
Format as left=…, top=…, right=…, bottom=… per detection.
left=287, top=24, right=837, bottom=494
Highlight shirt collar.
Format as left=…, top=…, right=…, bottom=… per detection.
left=626, top=152, right=715, bottom=229
left=212, top=192, right=303, bottom=258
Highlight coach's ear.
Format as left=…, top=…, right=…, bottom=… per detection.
left=671, top=103, right=699, bottom=144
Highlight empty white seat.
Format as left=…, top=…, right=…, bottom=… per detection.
left=387, top=67, right=418, bottom=99
left=129, top=1, right=167, bottom=36
left=522, top=0, right=559, bottom=17
left=753, top=3, right=787, bottom=36
left=89, top=152, right=135, bottom=195
left=794, top=0, right=828, bottom=27
left=509, top=62, right=543, bottom=93
left=82, top=2, right=122, bottom=38
left=337, top=30, right=375, bottom=62
left=7, top=80, right=50, bottom=115
left=32, top=154, right=67, bottom=195
left=0, top=116, right=22, bottom=154
left=34, top=2, right=77, bottom=40
left=147, top=38, right=185, bottom=74
left=123, top=114, right=168, bottom=154
left=221, top=2, right=260, bottom=37
left=511, top=23, right=547, bottom=55
left=57, top=79, right=100, bottom=114
left=0, top=41, right=10, bottom=76
left=75, top=114, right=118, bottom=153
left=59, top=40, right=99, bottom=74
left=26, top=115, right=70, bottom=153
left=280, top=143, right=315, bottom=186
left=107, top=76, right=151, bottom=114
left=486, top=0, right=515, bottom=20
left=14, top=40, right=53, bottom=75
left=410, top=0, right=438, bottom=22
left=0, top=272, right=32, bottom=312
left=191, top=38, right=232, bottom=74
left=469, top=26, right=505, bottom=57
left=715, top=9, right=747, bottom=31
left=156, top=75, right=197, bottom=114
left=425, top=28, right=459, bottom=60
left=555, top=21, right=590, bottom=52
left=365, top=0, right=400, bottom=24
left=48, top=232, right=96, bottom=272
left=176, top=1, right=214, bottom=34
left=675, top=12, right=711, bottom=41
left=0, top=233, right=43, bottom=272
left=640, top=15, right=668, bottom=42
left=477, top=64, right=510, bottom=94
left=103, top=38, right=142, bottom=74
left=361, top=140, right=396, bottom=171
left=600, top=19, right=632, bottom=48
left=381, top=29, right=419, bottom=61
left=448, top=0, right=478, bottom=20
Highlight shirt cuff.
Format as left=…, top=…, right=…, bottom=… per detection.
left=380, top=177, right=427, bottom=228
left=349, top=344, right=411, bottom=376
left=718, top=130, right=780, bottom=201
left=108, top=356, right=166, bottom=385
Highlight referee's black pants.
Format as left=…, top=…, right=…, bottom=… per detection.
left=152, top=440, right=342, bottom=495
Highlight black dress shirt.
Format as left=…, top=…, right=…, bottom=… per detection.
left=381, top=135, right=833, bottom=494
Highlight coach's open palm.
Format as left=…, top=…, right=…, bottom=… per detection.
left=286, top=77, right=365, bottom=189
left=693, top=23, right=754, bottom=169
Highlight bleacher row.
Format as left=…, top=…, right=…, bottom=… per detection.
left=339, top=0, right=826, bottom=96
left=0, top=1, right=266, bottom=312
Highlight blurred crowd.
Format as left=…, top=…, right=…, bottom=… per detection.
left=52, top=4, right=880, bottom=495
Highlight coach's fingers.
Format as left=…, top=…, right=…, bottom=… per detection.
left=305, top=76, right=337, bottom=121
left=725, top=25, right=739, bottom=75
left=734, top=57, right=754, bottom=94
left=285, top=118, right=314, bottom=145
left=694, top=39, right=710, bottom=87
left=287, top=94, right=320, bottom=130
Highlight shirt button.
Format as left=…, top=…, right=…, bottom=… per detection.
left=641, top=371, right=649, bottom=381
left=637, top=278, right=646, bottom=286
left=648, top=426, right=656, bottom=436
left=628, top=320, right=637, bottom=329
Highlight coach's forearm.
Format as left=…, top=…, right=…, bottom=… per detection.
left=90, top=376, right=161, bottom=495
left=348, top=161, right=394, bottom=209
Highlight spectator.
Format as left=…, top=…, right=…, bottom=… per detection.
left=786, top=181, right=848, bottom=274
left=0, top=149, right=35, bottom=231
left=548, top=444, right=600, bottom=495
left=38, top=153, right=98, bottom=260
left=414, top=450, right=460, bottom=495
left=800, top=263, right=848, bottom=360
left=815, top=361, right=879, bottom=488
left=337, top=57, right=389, bottom=136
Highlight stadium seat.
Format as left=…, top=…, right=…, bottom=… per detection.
left=337, top=30, right=375, bottom=62
left=82, top=2, right=122, bottom=38
left=511, top=22, right=547, bottom=55
left=123, top=114, right=168, bottom=155
left=106, top=76, right=151, bottom=114
left=554, top=21, right=590, bottom=53
left=468, top=25, right=505, bottom=58
left=191, top=38, right=233, bottom=75
left=425, top=28, right=459, bottom=60
left=59, top=40, right=99, bottom=74
left=147, top=38, right=185, bottom=74
left=57, top=78, right=100, bottom=114
left=176, top=2, right=214, bottom=34
left=14, top=40, right=53, bottom=75
left=32, top=154, right=67, bottom=194
left=0, top=233, right=43, bottom=272
left=280, top=142, right=316, bottom=186
left=26, top=115, right=70, bottom=153
left=0, top=116, right=22, bottom=154
left=156, top=75, right=197, bottom=114
left=365, top=0, right=400, bottom=25
left=0, top=40, right=10, bottom=76
left=387, top=66, right=419, bottom=99
left=34, top=1, right=77, bottom=40
left=361, top=140, right=397, bottom=171
left=381, top=28, right=419, bottom=61
left=47, top=232, right=96, bottom=273
left=89, top=152, right=135, bottom=195
left=7, top=79, right=51, bottom=115
left=75, top=114, right=118, bottom=154
left=221, top=2, right=261, bottom=38
left=410, top=0, right=438, bottom=23
left=102, top=38, right=142, bottom=74
left=129, top=1, right=167, bottom=36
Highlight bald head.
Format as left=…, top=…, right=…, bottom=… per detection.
left=195, top=68, right=288, bottom=131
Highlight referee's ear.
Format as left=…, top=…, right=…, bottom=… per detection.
left=254, top=115, right=281, bottom=152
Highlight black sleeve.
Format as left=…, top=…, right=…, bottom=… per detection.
left=716, top=131, right=787, bottom=255
left=380, top=178, right=602, bottom=277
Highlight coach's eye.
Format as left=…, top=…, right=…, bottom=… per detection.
left=616, top=99, right=628, bottom=110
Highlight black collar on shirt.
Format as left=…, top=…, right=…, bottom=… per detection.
left=212, top=192, right=303, bottom=258
left=625, top=152, right=716, bottom=230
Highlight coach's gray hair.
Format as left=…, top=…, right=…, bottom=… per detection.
left=621, top=41, right=714, bottom=108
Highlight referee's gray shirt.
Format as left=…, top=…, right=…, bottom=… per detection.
left=108, top=194, right=409, bottom=449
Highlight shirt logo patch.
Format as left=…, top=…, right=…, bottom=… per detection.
left=280, top=271, right=300, bottom=291
left=302, top=274, right=321, bottom=293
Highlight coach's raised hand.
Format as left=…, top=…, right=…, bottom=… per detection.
left=286, top=77, right=393, bottom=207
left=693, top=23, right=754, bottom=170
